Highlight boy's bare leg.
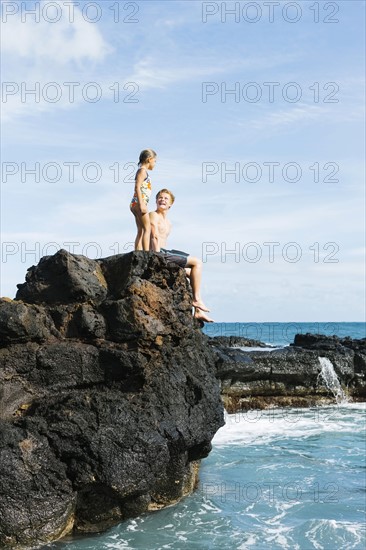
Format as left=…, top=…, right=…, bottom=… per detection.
left=184, top=267, right=213, bottom=320
left=186, top=256, right=210, bottom=312
left=194, top=307, right=214, bottom=323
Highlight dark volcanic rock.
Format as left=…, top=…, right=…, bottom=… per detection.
left=0, top=300, right=59, bottom=345
left=0, top=423, right=75, bottom=547
left=0, top=251, right=224, bottom=548
left=208, top=336, right=271, bottom=348
left=211, top=333, right=366, bottom=412
left=15, top=249, right=108, bottom=305
left=292, top=332, right=366, bottom=352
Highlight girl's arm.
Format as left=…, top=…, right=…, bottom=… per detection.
left=134, top=168, right=147, bottom=214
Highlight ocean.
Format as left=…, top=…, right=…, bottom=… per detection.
left=46, top=323, right=366, bottom=550
left=202, top=321, right=366, bottom=347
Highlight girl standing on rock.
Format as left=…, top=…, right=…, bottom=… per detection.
left=130, top=149, right=157, bottom=251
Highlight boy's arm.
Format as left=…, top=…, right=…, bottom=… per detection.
left=149, top=212, right=160, bottom=251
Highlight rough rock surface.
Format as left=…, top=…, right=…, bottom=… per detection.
left=209, top=335, right=366, bottom=412
left=0, top=250, right=224, bottom=549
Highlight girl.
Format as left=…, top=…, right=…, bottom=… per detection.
left=130, top=149, right=157, bottom=250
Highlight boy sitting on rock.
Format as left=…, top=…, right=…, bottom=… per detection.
left=149, top=189, right=214, bottom=323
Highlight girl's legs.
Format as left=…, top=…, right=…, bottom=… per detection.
left=141, top=212, right=151, bottom=251
left=133, top=212, right=143, bottom=250
left=131, top=206, right=151, bottom=251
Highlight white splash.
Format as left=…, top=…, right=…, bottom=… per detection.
left=318, top=357, right=349, bottom=404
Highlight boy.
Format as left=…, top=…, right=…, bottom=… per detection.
left=149, top=189, right=214, bottom=323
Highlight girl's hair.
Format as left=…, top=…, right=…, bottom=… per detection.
left=138, top=149, right=157, bottom=166
left=156, top=188, right=175, bottom=204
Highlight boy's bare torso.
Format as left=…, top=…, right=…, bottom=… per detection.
left=150, top=211, right=171, bottom=249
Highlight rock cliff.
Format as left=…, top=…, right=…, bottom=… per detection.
left=0, top=250, right=224, bottom=548
left=210, top=335, right=366, bottom=412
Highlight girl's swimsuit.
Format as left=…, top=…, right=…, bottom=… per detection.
left=130, top=169, right=152, bottom=208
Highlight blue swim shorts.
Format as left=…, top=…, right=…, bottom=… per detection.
left=159, top=248, right=189, bottom=268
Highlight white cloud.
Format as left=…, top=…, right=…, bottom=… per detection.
left=243, top=76, right=365, bottom=135
left=1, top=0, right=113, bottom=121
left=126, top=50, right=299, bottom=91
left=1, top=1, right=112, bottom=63
left=126, top=56, right=230, bottom=90
left=245, top=103, right=363, bottom=135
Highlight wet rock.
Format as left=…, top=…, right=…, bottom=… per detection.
left=209, top=336, right=271, bottom=348
left=292, top=332, right=366, bottom=352
left=211, top=334, right=366, bottom=412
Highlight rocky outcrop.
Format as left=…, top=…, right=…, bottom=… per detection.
left=207, top=336, right=270, bottom=349
left=210, top=335, right=366, bottom=412
left=0, top=250, right=224, bottom=549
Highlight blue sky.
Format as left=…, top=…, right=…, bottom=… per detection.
left=1, top=0, right=365, bottom=321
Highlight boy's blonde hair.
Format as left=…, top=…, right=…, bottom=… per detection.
left=156, top=189, right=175, bottom=205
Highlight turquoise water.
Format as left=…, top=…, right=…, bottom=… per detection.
left=46, top=323, right=366, bottom=550
left=203, top=322, right=366, bottom=346
left=47, top=405, right=366, bottom=550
